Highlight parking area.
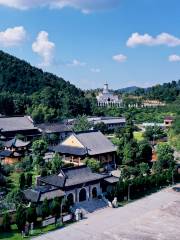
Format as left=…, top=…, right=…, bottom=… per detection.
left=34, top=184, right=180, bottom=240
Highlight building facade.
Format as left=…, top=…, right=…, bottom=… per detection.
left=52, top=131, right=117, bottom=168
left=37, top=166, right=108, bottom=204
left=96, top=83, right=123, bottom=107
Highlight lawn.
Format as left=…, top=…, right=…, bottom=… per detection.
left=0, top=223, right=63, bottom=240
left=107, top=132, right=144, bottom=145
left=133, top=131, right=144, bottom=142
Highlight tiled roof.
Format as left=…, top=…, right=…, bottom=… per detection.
left=38, top=166, right=107, bottom=188
left=75, top=131, right=117, bottom=155
left=36, top=123, right=72, bottom=133
left=53, top=145, right=87, bottom=156
left=104, top=176, right=119, bottom=184
left=39, top=175, right=66, bottom=188
left=0, top=150, right=13, bottom=157
left=4, top=138, right=30, bottom=148
left=24, top=189, right=40, bottom=203
left=62, top=165, right=108, bottom=187
left=24, top=185, right=65, bottom=203
left=0, top=116, right=37, bottom=132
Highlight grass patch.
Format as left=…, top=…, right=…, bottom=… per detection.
left=133, top=131, right=144, bottom=142
left=0, top=223, right=63, bottom=240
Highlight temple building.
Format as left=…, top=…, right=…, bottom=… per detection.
left=0, top=116, right=40, bottom=140
left=0, top=138, right=30, bottom=164
left=24, top=165, right=118, bottom=209
left=96, top=83, right=122, bottom=107
left=51, top=131, right=117, bottom=169
left=36, top=165, right=107, bottom=204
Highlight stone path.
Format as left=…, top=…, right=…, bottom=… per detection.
left=73, top=198, right=109, bottom=214
left=34, top=184, right=180, bottom=240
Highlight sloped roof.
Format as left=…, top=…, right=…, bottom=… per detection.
left=36, top=123, right=72, bottom=133
left=75, top=131, right=116, bottom=155
left=104, top=176, right=119, bottom=184
left=0, top=150, right=13, bottom=157
left=24, top=189, right=40, bottom=203
left=0, top=116, right=37, bottom=132
left=24, top=185, right=65, bottom=203
left=38, top=166, right=107, bottom=188
left=53, top=145, right=87, bottom=156
left=62, top=165, right=108, bottom=187
left=39, top=175, right=66, bottom=188
left=4, top=138, right=30, bottom=148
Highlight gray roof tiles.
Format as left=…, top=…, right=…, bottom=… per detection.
left=75, top=131, right=116, bottom=155
left=38, top=166, right=107, bottom=188
left=36, top=123, right=72, bottom=133
left=0, top=116, right=37, bottom=132
left=24, top=185, right=65, bottom=203
left=39, top=175, right=66, bottom=188
left=53, top=145, right=87, bottom=156
left=4, top=138, right=30, bottom=148
left=62, top=165, right=106, bottom=187
left=104, top=176, right=119, bottom=184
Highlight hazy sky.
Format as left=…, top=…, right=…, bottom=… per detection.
left=0, top=0, right=180, bottom=89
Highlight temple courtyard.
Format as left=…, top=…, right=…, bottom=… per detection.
left=34, top=184, right=180, bottom=240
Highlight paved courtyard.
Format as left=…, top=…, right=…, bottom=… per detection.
left=34, top=184, right=180, bottom=240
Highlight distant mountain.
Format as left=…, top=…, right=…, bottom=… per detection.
left=116, top=86, right=141, bottom=93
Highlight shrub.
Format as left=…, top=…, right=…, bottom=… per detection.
left=41, top=199, right=49, bottom=219
left=26, top=204, right=37, bottom=223
left=2, top=212, right=11, bottom=232
left=85, top=158, right=101, bottom=172
left=16, top=205, right=26, bottom=231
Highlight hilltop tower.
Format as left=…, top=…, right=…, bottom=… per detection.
left=96, top=82, right=122, bottom=107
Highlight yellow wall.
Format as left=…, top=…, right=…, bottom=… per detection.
left=3, top=157, right=20, bottom=165
left=62, top=135, right=84, bottom=148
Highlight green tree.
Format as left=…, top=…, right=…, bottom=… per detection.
left=40, top=167, right=48, bottom=177
left=6, top=189, right=24, bottom=206
left=94, top=122, right=108, bottom=134
left=32, top=139, right=48, bottom=156
left=16, top=205, right=26, bottom=231
left=51, top=153, right=63, bottom=174
left=86, top=158, right=101, bottom=172
left=41, top=199, right=49, bottom=219
left=139, top=162, right=150, bottom=176
left=156, top=143, right=175, bottom=171
left=26, top=204, right=37, bottom=223
left=137, top=140, right=152, bottom=163
left=122, top=140, right=138, bottom=166
left=73, top=115, right=92, bottom=132
left=51, top=197, right=61, bottom=223
left=144, top=126, right=167, bottom=142
left=19, top=173, right=26, bottom=189
left=33, top=155, right=45, bottom=168
left=2, top=212, right=11, bottom=232
left=26, top=173, right=32, bottom=188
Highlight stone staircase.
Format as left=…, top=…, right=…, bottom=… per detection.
left=73, top=198, right=109, bottom=215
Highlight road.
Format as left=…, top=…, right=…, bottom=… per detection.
left=34, top=184, right=180, bottom=240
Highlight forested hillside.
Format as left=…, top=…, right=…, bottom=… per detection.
left=134, top=80, right=180, bottom=102
left=0, top=51, right=90, bottom=122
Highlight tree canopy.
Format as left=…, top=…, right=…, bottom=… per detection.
left=0, top=50, right=91, bottom=121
